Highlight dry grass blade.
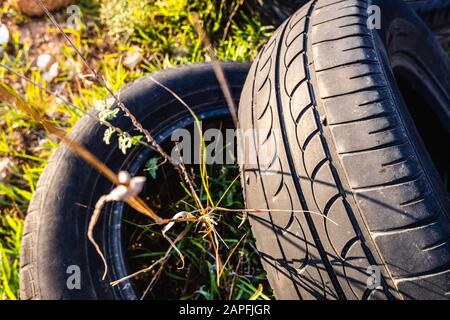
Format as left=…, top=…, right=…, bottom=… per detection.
left=162, top=211, right=194, bottom=270
left=210, top=173, right=240, bottom=216
left=249, top=283, right=269, bottom=300
left=89, top=195, right=109, bottom=280
left=228, top=251, right=244, bottom=299
left=110, top=225, right=190, bottom=287
left=0, top=84, right=163, bottom=224
left=148, top=76, right=211, bottom=208
left=191, top=12, right=239, bottom=127
left=212, top=206, right=339, bottom=226
left=0, top=62, right=154, bottom=152
left=222, top=0, right=245, bottom=42
left=140, top=261, right=164, bottom=300
left=218, top=233, right=246, bottom=281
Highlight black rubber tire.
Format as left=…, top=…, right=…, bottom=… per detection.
left=238, top=0, right=450, bottom=300
left=245, top=0, right=450, bottom=26
left=405, top=0, right=450, bottom=12
left=420, top=6, right=450, bottom=47
left=247, top=1, right=450, bottom=47
left=244, top=0, right=306, bottom=25
left=19, top=62, right=249, bottom=300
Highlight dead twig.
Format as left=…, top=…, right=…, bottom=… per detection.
left=222, top=0, right=245, bottom=42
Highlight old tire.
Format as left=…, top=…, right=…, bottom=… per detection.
left=245, top=0, right=450, bottom=26
left=419, top=6, right=450, bottom=47
left=20, top=62, right=248, bottom=300
left=239, top=0, right=450, bottom=300
left=404, top=0, right=450, bottom=12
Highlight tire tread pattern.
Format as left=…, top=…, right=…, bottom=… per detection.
left=240, top=0, right=450, bottom=300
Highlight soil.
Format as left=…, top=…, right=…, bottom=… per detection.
left=11, top=0, right=77, bottom=17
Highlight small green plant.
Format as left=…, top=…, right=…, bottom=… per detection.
left=145, top=156, right=162, bottom=179
left=124, top=162, right=272, bottom=300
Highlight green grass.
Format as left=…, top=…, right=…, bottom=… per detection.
left=0, top=212, right=22, bottom=300
left=0, top=0, right=273, bottom=300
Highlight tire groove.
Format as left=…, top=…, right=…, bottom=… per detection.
left=249, top=28, right=305, bottom=299
left=275, top=0, right=346, bottom=299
